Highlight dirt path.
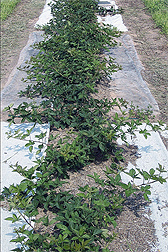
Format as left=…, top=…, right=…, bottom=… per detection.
left=116, top=0, right=168, bottom=124
left=1, top=0, right=45, bottom=90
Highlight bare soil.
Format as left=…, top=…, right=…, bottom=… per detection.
left=1, top=0, right=45, bottom=90
left=1, top=0, right=167, bottom=251
left=116, top=0, right=168, bottom=125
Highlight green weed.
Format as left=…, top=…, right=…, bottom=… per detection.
left=143, top=0, right=168, bottom=34
left=1, top=0, right=21, bottom=21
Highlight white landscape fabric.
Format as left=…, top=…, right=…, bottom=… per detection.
left=117, top=124, right=168, bottom=251
left=97, top=14, right=128, bottom=32
left=1, top=122, right=50, bottom=252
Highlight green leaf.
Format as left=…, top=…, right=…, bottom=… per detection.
left=76, top=193, right=86, bottom=198
left=19, top=183, right=27, bottom=191
left=129, top=168, right=136, bottom=177
left=11, top=236, right=26, bottom=243
left=125, top=189, right=134, bottom=197
left=115, top=173, right=121, bottom=183
left=143, top=193, right=150, bottom=201
left=36, top=150, right=41, bottom=155
left=93, top=229, right=102, bottom=235
left=94, top=199, right=110, bottom=207
left=71, top=236, right=79, bottom=241
left=29, top=146, right=33, bottom=152
left=81, top=234, right=90, bottom=239
left=56, top=223, right=69, bottom=231
left=149, top=168, right=155, bottom=175
left=99, top=142, right=105, bottom=152
left=102, top=248, right=111, bottom=252
left=111, top=219, right=117, bottom=228
left=119, top=182, right=128, bottom=189
left=142, top=171, right=150, bottom=180
left=49, top=219, right=56, bottom=225
left=33, top=234, right=40, bottom=241
left=5, top=217, right=14, bottom=221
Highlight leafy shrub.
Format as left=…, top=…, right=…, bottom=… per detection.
left=1, top=0, right=167, bottom=251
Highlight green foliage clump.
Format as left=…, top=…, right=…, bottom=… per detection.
left=143, top=0, right=168, bottom=34
left=1, top=0, right=21, bottom=21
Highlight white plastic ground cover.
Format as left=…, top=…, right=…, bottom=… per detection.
left=98, top=0, right=118, bottom=10
left=117, top=124, right=168, bottom=251
left=160, top=129, right=168, bottom=139
left=97, top=0, right=128, bottom=32
left=97, top=14, right=128, bottom=32
left=1, top=122, right=50, bottom=189
left=1, top=209, right=34, bottom=252
left=35, top=0, right=53, bottom=28
left=1, top=30, right=44, bottom=111
left=1, top=122, right=50, bottom=252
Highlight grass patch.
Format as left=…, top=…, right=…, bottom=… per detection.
left=142, top=0, right=168, bottom=34
left=1, top=0, right=21, bottom=21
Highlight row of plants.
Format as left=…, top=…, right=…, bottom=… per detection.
left=142, top=0, right=168, bottom=34
left=1, top=0, right=167, bottom=251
